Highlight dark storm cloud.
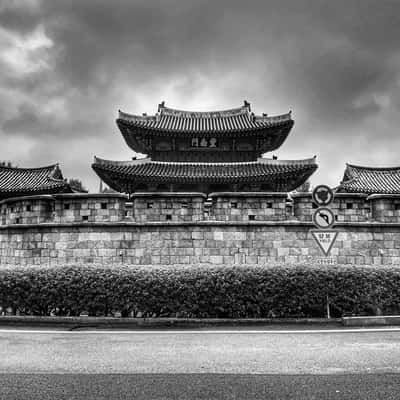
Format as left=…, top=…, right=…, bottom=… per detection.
left=2, top=102, right=106, bottom=139
left=1, top=0, right=399, bottom=190
left=0, top=0, right=42, bottom=34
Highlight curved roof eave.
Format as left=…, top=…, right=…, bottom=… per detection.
left=0, top=163, right=60, bottom=172
left=116, top=115, right=294, bottom=135
left=346, top=163, right=400, bottom=172
left=93, top=155, right=317, bottom=167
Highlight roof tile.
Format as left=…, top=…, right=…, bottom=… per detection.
left=338, top=164, right=400, bottom=194
left=117, top=102, right=293, bottom=134
left=92, top=157, right=317, bottom=192
left=0, top=164, right=71, bottom=197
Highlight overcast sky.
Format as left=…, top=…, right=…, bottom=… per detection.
left=1, top=0, right=399, bottom=192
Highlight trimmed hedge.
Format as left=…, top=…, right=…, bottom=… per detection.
left=0, top=265, right=399, bottom=318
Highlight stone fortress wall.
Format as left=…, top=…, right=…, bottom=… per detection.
left=1, top=192, right=400, bottom=266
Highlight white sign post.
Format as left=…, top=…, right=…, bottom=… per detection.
left=311, top=186, right=338, bottom=261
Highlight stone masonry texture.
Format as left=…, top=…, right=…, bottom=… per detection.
left=1, top=192, right=400, bottom=266
left=1, top=223, right=400, bottom=266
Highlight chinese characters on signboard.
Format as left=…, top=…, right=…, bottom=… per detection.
left=191, top=138, right=218, bottom=148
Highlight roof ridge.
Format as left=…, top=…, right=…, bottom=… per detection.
left=118, top=105, right=250, bottom=121
left=0, top=163, right=59, bottom=172
left=93, top=156, right=150, bottom=166
left=347, top=163, right=400, bottom=172
left=118, top=110, right=156, bottom=122
left=159, top=104, right=250, bottom=118
left=118, top=108, right=293, bottom=121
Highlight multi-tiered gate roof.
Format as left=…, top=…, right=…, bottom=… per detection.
left=92, top=101, right=317, bottom=194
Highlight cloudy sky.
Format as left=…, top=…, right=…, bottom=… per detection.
left=1, top=0, right=399, bottom=192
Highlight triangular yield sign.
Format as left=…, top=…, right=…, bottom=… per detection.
left=311, top=229, right=339, bottom=256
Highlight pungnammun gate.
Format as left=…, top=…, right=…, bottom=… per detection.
left=2, top=100, right=400, bottom=267
left=92, top=101, right=318, bottom=194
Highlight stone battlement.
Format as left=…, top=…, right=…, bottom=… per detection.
left=1, top=192, right=400, bottom=225
left=1, top=192, right=400, bottom=267
left=292, top=192, right=400, bottom=223
left=0, top=193, right=127, bottom=226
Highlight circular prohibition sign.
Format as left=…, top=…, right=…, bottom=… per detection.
left=312, top=185, right=334, bottom=207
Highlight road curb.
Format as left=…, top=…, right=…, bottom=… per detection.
left=0, top=316, right=342, bottom=329
left=342, top=316, right=400, bottom=326
left=2, top=316, right=399, bottom=329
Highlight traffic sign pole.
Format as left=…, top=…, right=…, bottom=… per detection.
left=311, top=185, right=338, bottom=258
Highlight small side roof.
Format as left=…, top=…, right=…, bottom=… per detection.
left=337, top=163, right=400, bottom=194
left=0, top=163, right=73, bottom=198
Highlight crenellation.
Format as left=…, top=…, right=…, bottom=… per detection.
left=292, top=192, right=371, bottom=222
left=208, top=192, right=290, bottom=222
left=368, top=194, right=400, bottom=223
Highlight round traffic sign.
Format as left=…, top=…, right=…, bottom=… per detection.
left=312, top=207, right=335, bottom=229
left=312, top=185, right=334, bottom=206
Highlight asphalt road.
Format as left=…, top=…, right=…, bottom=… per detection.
left=1, top=373, right=400, bottom=400
left=0, top=328, right=400, bottom=399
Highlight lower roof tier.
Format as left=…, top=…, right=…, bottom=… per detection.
left=92, top=156, right=318, bottom=194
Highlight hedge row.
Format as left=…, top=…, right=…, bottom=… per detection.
left=0, top=265, right=399, bottom=318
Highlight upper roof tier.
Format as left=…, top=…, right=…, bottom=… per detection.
left=337, top=164, right=400, bottom=194
left=118, top=101, right=293, bottom=133
left=117, top=101, right=294, bottom=157
left=0, top=164, right=73, bottom=199
left=118, top=101, right=293, bottom=134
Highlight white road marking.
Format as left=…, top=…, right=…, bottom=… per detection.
left=0, top=328, right=400, bottom=334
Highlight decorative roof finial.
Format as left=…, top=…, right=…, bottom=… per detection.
left=243, top=100, right=251, bottom=111
left=158, top=101, right=165, bottom=112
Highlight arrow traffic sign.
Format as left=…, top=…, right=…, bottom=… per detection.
left=312, top=207, right=335, bottom=229
left=311, top=229, right=338, bottom=256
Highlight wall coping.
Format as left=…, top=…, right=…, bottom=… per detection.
left=209, top=192, right=288, bottom=198
left=130, top=192, right=208, bottom=198
left=290, top=192, right=312, bottom=198
left=53, top=193, right=128, bottom=200
left=291, top=192, right=369, bottom=199
left=367, top=194, right=400, bottom=200
left=2, top=220, right=400, bottom=229
left=0, top=194, right=55, bottom=205
left=0, top=193, right=128, bottom=205
left=332, top=193, right=369, bottom=199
